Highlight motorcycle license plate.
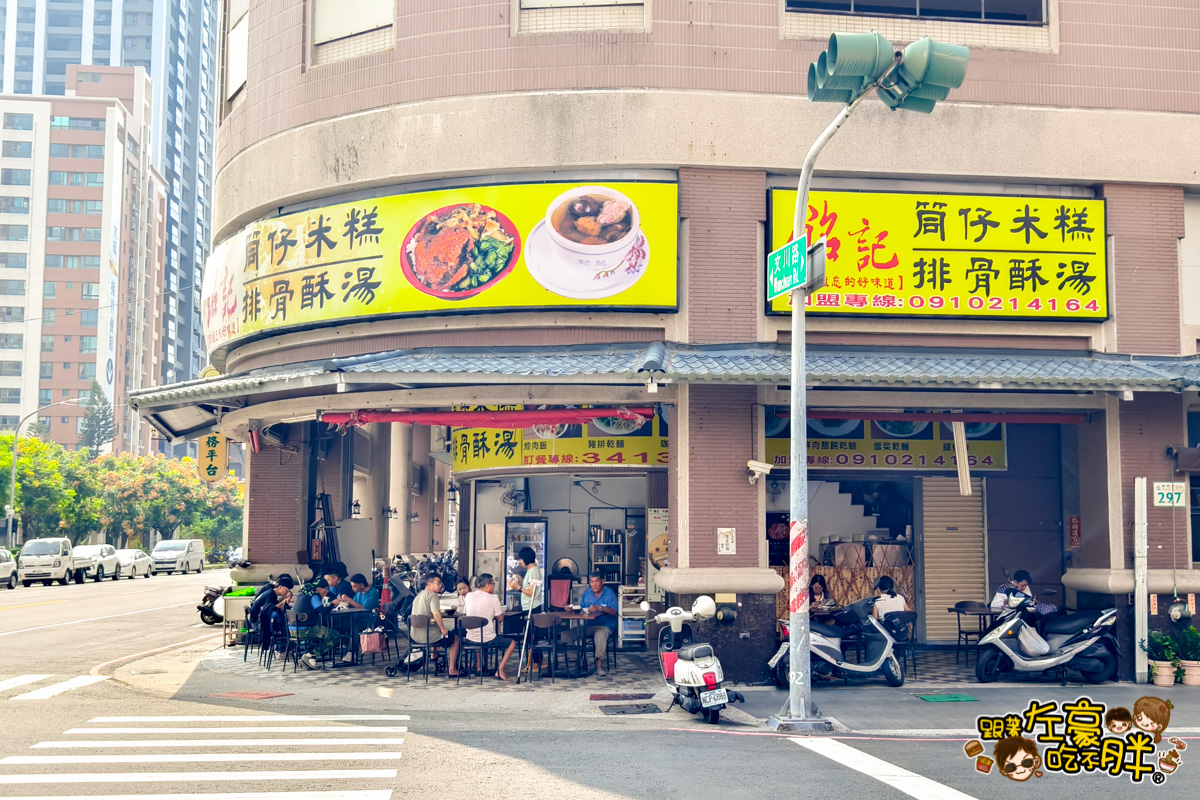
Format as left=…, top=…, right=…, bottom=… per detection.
left=700, top=689, right=727, bottom=708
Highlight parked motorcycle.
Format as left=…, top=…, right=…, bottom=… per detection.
left=975, top=588, right=1118, bottom=683
left=197, top=584, right=230, bottom=625
left=641, top=597, right=745, bottom=724
left=768, top=598, right=907, bottom=687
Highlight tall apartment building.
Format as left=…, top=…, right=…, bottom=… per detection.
left=0, top=0, right=219, bottom=447
left=0, top=64, right=165, bottom=452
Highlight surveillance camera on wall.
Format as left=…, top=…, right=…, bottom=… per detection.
left=746, top=459, right=774, bottom=484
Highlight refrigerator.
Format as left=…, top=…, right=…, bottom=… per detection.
left=503, top=515, right=548, bottom=610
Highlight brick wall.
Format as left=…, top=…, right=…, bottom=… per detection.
left=680, top=168, right=765, bottom=344
left=246, top=444, right=305, bottom=565
left=1075, top=414, right=1111, bottom=570
left=1119, top=393, right=1186, bottom=569
left=681, top=384, right=761, bottom=569
left=221, top=1, right=1200, bottom=170
left=1102, top=184, right=1186, bottom=355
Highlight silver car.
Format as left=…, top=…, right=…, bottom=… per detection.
left=73, top=544, right=122, bottom=581
left=115, top=548, right=154, bottom=579
left=0, top=549, right=15, bottom=589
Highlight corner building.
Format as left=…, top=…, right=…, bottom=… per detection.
left=132, top=2, right=1200, bottom=682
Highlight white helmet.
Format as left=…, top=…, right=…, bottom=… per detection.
left=691, top=596, right=717, bottom=619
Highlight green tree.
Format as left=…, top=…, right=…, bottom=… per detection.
left=57, top=449, right=102, bottom=544
left=78, top=380, right=115, bottom=456
left=6, top=437, right=70, bottom=540
left=24, top=420, right=50, bottom=440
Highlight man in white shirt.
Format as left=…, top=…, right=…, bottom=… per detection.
left=462, top=574, right=517, bottom=681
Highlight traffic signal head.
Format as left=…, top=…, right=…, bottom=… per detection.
left=807, top=31, right=894, bottom=104
left=878, top=37, right=970, bottom=114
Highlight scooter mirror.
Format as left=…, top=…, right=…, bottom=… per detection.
left=692, top=596, right=717, bottom=619
left=639, top=600, right=651, bottom=612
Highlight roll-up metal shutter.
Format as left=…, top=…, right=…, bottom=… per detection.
left=920, top=477, right=987, bottom=644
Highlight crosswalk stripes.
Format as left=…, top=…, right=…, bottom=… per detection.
left=0, top=675, right=52, bottom=692
left=0, top=712, right=405, bottom=798
left=0, top=674, right=108, bottom=700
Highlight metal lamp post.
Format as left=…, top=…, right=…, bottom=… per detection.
left=6, top=397, right=85, bottom=547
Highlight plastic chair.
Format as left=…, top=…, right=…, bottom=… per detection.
left=456, top=616, right=498, bottom=685
left=954, top=601, right=990, bottom=665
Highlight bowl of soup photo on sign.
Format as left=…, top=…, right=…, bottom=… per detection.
left=401, top=203, right=521, bottom=299
left=542, top=185, right=641, bottom=276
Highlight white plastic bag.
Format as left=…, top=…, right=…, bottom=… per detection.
left=1018, top=625, right=1050, bottom=656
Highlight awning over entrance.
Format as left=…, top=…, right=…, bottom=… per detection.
left=129, top=343, right=1200, bottom=441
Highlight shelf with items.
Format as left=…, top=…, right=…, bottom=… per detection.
left=588, top=525, right=625, bottom=589
left=618, top=586, right=647, bottom=648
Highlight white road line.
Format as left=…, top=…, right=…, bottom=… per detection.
left=0, top=793, right=394, bottom=800
left=0, top=675, right=52, bottom=692
left=69, top=726, right=408, bottom=734
left=2, top=752, right=404, bottom=765
left=0, top=602, right=193, bottom=637
left=33, top=737, right=408, bottom=748
left=790, top=738, right=980, bottom=800
left=90, top=714, right=412, bottom=722
left=0, top=769, right=398, bottom=785
left=11, top=676, right=107, bottom=700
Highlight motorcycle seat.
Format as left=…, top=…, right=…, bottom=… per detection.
left=811, top=620, right=845, bottom=639
left=676, top=643, right=714, bottom=661
left=1040, top=609, right=1105, bottom=635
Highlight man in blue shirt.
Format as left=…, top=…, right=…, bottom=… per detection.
left=579, top=571, right=618, bottom=675
left=341, top=573, right=380, bottom=611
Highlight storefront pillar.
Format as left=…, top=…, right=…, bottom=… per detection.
left=234, top=430, right=307, bottom=584
left=366, top=423, right=391, bottom=560
left=388, top=422, right=411, bottom=556
left=659, top=383, right=783, bottom=684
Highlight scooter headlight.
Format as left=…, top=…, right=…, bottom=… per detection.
left=1099, top=615, right=1116, bottom=626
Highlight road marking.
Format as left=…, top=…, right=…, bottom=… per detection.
left=0, top=769, right=398, bottom=784
left=69, top=726, right=409, bottom=734
left=0, top=793, right=394, bottom=800
left=0, top=602, right=194, bottom=637
left=90, top=714, right=412, bottom=721
left=0, top=600, right=67, bottom=611
left=33, top=737, right=409, bottom=748
left=0, top=675, right=52, bottom=692
left=789, top=737, right=980, bottom=800
left=89, top=632, right=223, bottom=675
left=11, top=676, right=108, bottom=700
left=2, top=752, right=405, bottom=765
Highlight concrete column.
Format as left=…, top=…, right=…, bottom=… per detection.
left=388, top=422, right=411, bottom=556
left=232, top=435, right=305, bottom=584
left=368, top=423, right=391, bottom=558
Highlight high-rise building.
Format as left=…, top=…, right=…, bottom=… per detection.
left=0, top=0, right=219, bottom=452
left=0, top=65, right=165, bottom=452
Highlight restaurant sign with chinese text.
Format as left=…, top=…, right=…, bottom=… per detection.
left=767, top=189, right=1107, bottom=320
left=202, top=181, right=679, bottom=352
left=198, top=434, right=229, bottom=483
left=764, top=409, right=1007, bottom=472
left=452, top=406, right=668, bottom=473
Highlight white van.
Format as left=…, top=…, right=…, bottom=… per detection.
left=151, top=538, right=205, bottom=574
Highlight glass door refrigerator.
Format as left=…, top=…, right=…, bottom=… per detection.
left=503, top=516, right=548, bottom=610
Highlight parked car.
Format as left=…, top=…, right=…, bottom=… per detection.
left=17, top=538, right=90, bottom=586
left=115, top=548, right=154, bottom=578
left=0, top=549, right=15, bottom=589
left=73, top=544, right=122, bottom=581
left=151, top=538, right=205, bottom=574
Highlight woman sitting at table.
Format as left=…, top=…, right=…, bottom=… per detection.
left=871, top=575, right=910, bottom=619
left=809, top=574, right=838, bottom=614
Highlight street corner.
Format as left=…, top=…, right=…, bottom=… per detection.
left=107, top=637, right=226, bottom=697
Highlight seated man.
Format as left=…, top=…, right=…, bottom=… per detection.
left=297, top=579, right=337, bottom=669
left=990, top=569, right=1059, bottom=615
left=462, top=574, right=517, bottom=681
left=579, top=571, right=619, bottom=675
left=338, top=573, right=380, bottom=612
left=410, top=574, right=461, bottom=677
left=323, top=567, right=350, bottom=600
left=250, top=574, right=294, bottom=652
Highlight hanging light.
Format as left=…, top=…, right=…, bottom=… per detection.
left=447, top=483, right=459, bottom=503
left=351, top=500, right=361, bottom=517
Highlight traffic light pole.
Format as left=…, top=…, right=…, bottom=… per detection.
left=771, top=90, right=871, bottom=732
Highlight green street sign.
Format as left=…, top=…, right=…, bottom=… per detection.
left=767, top=235, right=808, bottom=301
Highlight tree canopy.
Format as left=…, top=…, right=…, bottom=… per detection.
left=78, top=380, right=116, bottom=456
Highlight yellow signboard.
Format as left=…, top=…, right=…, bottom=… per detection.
left=452, top=406, right=668, bottom=472
left=198, top=433, right=229, bottom=482
left=202, top=181, right=679, bottom=351
left=768, top=189, right=1107, bottom=320
left=764, top=411, right=1006, bottom=471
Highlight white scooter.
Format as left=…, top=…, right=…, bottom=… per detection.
left=641, top=597, right=745, bottom=724
left=975, top=588, right=1118, bottom=683
left=768, top=597, right=907, bottom=687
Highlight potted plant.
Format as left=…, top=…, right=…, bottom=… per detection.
left=1140, top=631, right=1178, bottom=687
left=1177, top=626, right=1200, bottom=686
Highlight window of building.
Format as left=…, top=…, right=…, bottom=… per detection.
left=50, top=117, right=106, bottom=132
left=0, top=389, right=20, bottom=404
left=82, top=256, right=100, bottom=268
left=79, top=335, right=98, bottom=354
left=40, top=335, right=53, bottom=352
left=783, top=0, right=1045, bottom=24
left=1, top=334, right=23, bottom=350
left=83, top=228, right=101, bottom=242
left=0, top=307, right=23, bottom=323
left=18, top=9, right=36, bottom=24
left=82, top=282, right=100, bottom=300
left=48, top=12, right=84, bottom=27
left=0, top=280, right=25, bottom=295
left=1, top=141, right=32, bottom=158
left=1, top=169, right=31, bottom=186
left=0, top=361, right=21, bottom=377
left=2, top=115, right=33, bottom=131
left=0, top=254, right=26, bottom=269
left=39, top=362, right=53, bottom=380
left=97, top=11, right=112, bottom=25
left=0, top=416, right=17, bottom=429
left=42, top=308, right=54, bottom=324
left=76, top=72, right=103, bottom=83
left=39, top=388, right=52, bottom=405
left=81, top=309, right=98, bottom=327
left=224, top=0, right=250, bottom=99
left=78, top=363, right=96, bottom=380
left=0, top=225, right=27, bottom=242
left=124, top=37, right=138, bottom=51
left=14, top=82, right=32, bottom=94
left=0, top=197, right=29, bottom=214
left=44, top=282, right=56, bottom=298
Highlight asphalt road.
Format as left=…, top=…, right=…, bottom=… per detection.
left=0, top=572, right=1191, bottom=799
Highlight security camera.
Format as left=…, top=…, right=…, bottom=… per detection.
left=747, top=459, right=774, bottom=484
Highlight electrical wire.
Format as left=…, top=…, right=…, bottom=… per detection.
left=576, top=480, right=623, bottom=509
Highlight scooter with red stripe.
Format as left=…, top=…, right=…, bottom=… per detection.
left=641, top=597, right=745, bottom=724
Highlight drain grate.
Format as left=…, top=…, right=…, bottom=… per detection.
left=590, top=693, right=655, bottom=701
left=599, top=703, right=662, bottom=716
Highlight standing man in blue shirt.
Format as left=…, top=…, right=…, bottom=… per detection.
left=580, top=571, right=618, bottom=675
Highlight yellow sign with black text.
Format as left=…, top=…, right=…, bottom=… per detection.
left=198, top=433, right=229, bottom=483
left=768, top=189, right=1107, bottom=320
left=452, top=406, right=669, bottom=473
left=202, top=181, right=678, bottom=351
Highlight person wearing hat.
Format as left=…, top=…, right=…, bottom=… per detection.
left=871, top=575, right=909, bottom=619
